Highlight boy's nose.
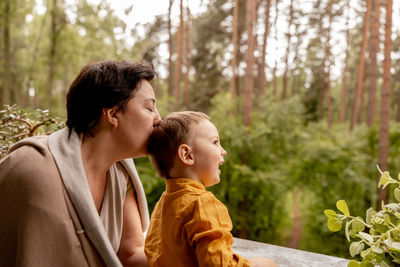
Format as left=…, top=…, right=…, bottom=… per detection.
left=221, top=147, right=227, bottom=156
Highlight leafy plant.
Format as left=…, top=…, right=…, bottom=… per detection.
left=0, top=104, right=65, bottom=157
left=325, top=169, right=400, bottom=267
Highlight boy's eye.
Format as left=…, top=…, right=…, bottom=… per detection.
left=213, top=140, right=219, bottom=144
left=147, top=107, right=154, bottom=112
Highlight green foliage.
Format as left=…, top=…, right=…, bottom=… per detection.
left=325, top=171, right=400, bottom=266
left=134, top=157, right=165, bottom=214
left=204, top=92, right=305, bottom=243
left=0, top=105, right=64, bottom=157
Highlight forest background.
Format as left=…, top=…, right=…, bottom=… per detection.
left=0, top=0, right=400, bottom=260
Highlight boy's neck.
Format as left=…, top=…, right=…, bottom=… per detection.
left=168, top=162, right=203, bottom=185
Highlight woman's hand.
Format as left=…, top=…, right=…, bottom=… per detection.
left=117, top=193, right=149, bottom=267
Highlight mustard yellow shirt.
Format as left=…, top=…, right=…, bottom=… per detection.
left=145, top=178, right=250, bottom=267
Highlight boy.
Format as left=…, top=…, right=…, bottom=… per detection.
left=145, top=111, right=277, bottom=267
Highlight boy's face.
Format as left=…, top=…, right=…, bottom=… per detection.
left=190, top=120, right=227, bottom=187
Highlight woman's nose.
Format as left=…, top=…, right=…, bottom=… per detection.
left=153, top=109, right=161, bottom=125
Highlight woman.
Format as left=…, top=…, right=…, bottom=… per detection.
left=0, top=60, right=160, bottom=266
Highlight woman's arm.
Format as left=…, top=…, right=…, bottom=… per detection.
left=117, top=193, right=149, bottom=267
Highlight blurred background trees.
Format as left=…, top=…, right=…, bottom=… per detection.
left=0, top=0, right=399, bottom=260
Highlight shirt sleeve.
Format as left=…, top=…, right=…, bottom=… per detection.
left=184, top=192, right=250, bottom=267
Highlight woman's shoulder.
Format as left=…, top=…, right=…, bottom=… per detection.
left=0, top=135, right=62, bottom=194
left=7, top=135, right=50, bottom=158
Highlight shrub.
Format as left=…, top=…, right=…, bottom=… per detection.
left=0, top=104, right=64, bottom=157
left=325, top=170, right=400, bottom=267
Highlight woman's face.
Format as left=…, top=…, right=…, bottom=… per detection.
left=114, top=80, right=161, bottom=159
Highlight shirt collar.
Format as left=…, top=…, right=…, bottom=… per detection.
left=166, top=178, right=205, bottom=193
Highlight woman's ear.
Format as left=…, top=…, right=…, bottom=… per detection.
left=103, top=107, right=118, bottom=127
left=177, top=144, right=194, bottom=165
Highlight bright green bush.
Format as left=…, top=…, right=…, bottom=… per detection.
left=325, top=171, right=400, bottom=267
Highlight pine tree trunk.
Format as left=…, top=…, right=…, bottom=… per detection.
left=272, top=0, right=279, bottom=98
left=325, top=0, right=333, bottom=129
left=168, top=0, right=174, bottom=97
left=350, top=0, right=372, bottom=131
left=174, top=0, right=184, bottom=110
left=377, top=0, right=392, bottom=209
left=229, top=0, right=239, bottom=100
left=290, top=23, right=300, bottom=97
left=183, top=3, right=190, bottom=109
left=339, top=1, right=351, bottom=124
left=366, top=0, right=381, bottom=127
left=1, top=0, right=11, bottom=105
left=281, top=0, right=293, bottom=101
left=46, top=0, right=58, bottom=109
left=243, top=0, right=256, bottom=126
left=256, top=0, right=271, bottom=97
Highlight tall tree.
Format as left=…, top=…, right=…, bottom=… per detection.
left=272, top=0, right=279, bottom=98
left=1, top=0, right=11, bottom=105
left=243, top=0, right=256, bottom=126
left=229, top=0, right=239, bottom=100
left=174, top=0, right=184, bottom=110
left=183, top=2, right=190, bottom=109
left=366, top=0, right=382, bottom=127
left=256, top=0, right=271, bottom=97
left=46, top=0, right=60, bottom=109
left=324, top=0, right=334, bottom=129
left=290, top=21, right=301, bottom=97
left=281, top=0, right=294, bottom=100
left=377, top=0, right=392, bottom=208
left=168, top=0, right=174, bottom=97
left=339, top=0, right=351, bottom=123
left=350, top=0, right=372, bottom=131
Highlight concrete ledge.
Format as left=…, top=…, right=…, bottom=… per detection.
left=233, top=237, right=350, bottom=267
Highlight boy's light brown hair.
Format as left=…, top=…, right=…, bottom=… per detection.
left=148, top=111, right=210, bottom=178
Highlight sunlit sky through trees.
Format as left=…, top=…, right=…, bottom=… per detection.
left=33, top=0, right=400, bottom=80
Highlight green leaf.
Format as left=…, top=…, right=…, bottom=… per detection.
left=345, top=221, right=351, bottom=241
left=350, top=242, right=364, bottom=257
left=366, top=208, right=374, bottom=225
left=385, top=203, right=400, bottom=212
left=359, top=262, right=373, bottom=267
left=379, top=171, right=391, bottom=188
left=384, top=214, right=391, bottom=224
left=360, top=248, right=371, bottom=258
left=350, top=229, right=357, bottom=238
left=395, top=188, right=400, bottom=202
left=337, top=200, right=350, bottom=216
left=392, top=242, right=400, bottom=250
left=358, top=232, right=374, bottom=243
left=324, top=209, right=336, bottom=218
left=371, top=245, right=383, bottom=254
left=388, top=241, right=400, bottom=253
left=352, top=219, right=365, bottom=232
left=347, top=260, right=359, bottom=267
left=327, top=217, right=342, bottom=232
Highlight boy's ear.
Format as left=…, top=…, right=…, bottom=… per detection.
left=177, top=144, right=194, bottom=165
left=103, top=107, right=118, bottom=127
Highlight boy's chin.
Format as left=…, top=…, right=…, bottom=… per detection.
left=206, top=177, right=220, bottom=187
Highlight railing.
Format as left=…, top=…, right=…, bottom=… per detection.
left=233, top=237, right=350, bottom=267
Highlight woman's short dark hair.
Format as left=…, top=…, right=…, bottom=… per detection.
left=66, top=60, right=156, bottom=137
